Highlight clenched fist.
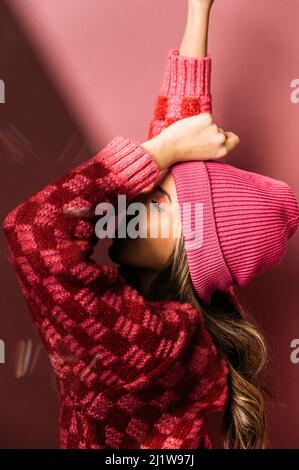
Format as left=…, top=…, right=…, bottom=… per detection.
left=141, top=113, right=240, bottom=171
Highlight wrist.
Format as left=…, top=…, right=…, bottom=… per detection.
left=141, top=134, right=173, bottom=171
left=188, top=0, right=212, bottom=14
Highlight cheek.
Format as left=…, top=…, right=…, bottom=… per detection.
left=134, top=210, right=179, bottom=268
left=109, top=203, right=181, bottom=270
left=118, top=235, right=174, bottom=270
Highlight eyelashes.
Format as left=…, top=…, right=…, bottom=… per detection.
left=150, top=198, right=162, bottom=212
left=149, top=194, right=171, bottom=213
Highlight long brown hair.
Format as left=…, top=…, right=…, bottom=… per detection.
left=124, top=231, right=278, bottom=449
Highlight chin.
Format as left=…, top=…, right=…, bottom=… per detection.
left=108, top=242, right=121, bottom=264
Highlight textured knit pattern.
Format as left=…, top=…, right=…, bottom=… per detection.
left=208, top=162, right=299, bottom=285
left=147, top=48, right=212, bottom=140
left=3, top=49, right=229, bottom=449
left=170, top=158, right=299, bottom=304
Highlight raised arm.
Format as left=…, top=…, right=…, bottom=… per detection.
left=3, top=134, right=195, bottom=418
left=147, top=0, right=214, bottom=140
left=146, top=0, right=245, bottom=312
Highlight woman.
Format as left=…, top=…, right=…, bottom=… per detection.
left=3, top=0, right=299, bottom=449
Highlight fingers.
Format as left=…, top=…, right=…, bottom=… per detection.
left=215, top=127, right=239, bottom=157
left=224, top=131, right=240, bottom=152
left=217, top=127, right=227, bottom=145
left=218, top=127, right=226, bottom=137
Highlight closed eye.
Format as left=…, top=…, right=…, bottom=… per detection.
left=151, top=198, right=163, bottom=211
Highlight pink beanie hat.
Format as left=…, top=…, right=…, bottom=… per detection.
left=170, top=160, right=299, bottom=305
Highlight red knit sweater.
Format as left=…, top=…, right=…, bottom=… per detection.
left=3, top=49, right=229, bottom=449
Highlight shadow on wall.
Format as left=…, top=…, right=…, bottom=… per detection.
left=0, top=1, right=97, bottom=448
left=213, top=16, right=297, bottom=176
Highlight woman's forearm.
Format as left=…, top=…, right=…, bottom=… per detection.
left=179, top=1, right=213, bottom=58
left=141, top=134, right=171, bottom=172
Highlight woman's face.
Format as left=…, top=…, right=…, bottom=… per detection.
left=108, top=170, right=181, bottom=270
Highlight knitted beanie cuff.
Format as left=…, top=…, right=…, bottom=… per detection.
left=170, top=161, right=234, bottom=304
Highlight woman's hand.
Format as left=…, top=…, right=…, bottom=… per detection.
left=141, top=113, right=240, bottom=171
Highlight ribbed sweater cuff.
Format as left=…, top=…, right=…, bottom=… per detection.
left=160, top=48, right=212, bottom=98
left=96, top=135, right=160, bottom=196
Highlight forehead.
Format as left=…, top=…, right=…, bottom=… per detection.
left=152, top=170, right=178, bottom=203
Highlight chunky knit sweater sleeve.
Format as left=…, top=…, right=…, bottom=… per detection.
left=147, top=48, right=212, bottom=140
left=3, top=135, right=164, bottom=393
left=3, top=50, right=229, bottom=449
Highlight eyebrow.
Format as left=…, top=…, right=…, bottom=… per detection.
left=155, top=184, right=172, bottom=203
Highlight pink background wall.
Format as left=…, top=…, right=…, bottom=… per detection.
left=1, top=0, right=298, bottom=448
